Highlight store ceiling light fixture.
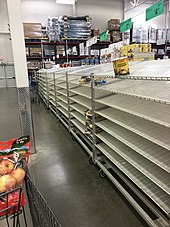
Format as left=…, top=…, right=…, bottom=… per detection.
left=56, top=0, right=76, bottom=4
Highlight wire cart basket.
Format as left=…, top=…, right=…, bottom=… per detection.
left=0, top=172, right=62, bottom=227
left=0, top=187, right=27, bottom=227
left=25, top=173, right=62, bottom=227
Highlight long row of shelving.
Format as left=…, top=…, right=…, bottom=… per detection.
left=37, top=67, right=170, bottom=225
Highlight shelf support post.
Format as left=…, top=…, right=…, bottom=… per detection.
left=66, top=72, right=71, bottom=132
left=91, top=73, right=97, bottom=163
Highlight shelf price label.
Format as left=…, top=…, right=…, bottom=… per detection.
left=86, top=36, right=98, bottom=47
left=100, top=31, right=108, bottom=42
left=120, top=18, right=132, bottom=33
left=146, top=0, right=164, bottom=21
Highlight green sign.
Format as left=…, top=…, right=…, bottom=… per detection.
left=100, top=31, right=108, bottom=41
left=120, top=18, right=132, bottom=33
left=146, top=0, right=164, bottom=21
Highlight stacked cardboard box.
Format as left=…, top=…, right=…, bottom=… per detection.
left=56, top=45, right=65, bottom=55
left=110, top=31, right=121, bottom=43
left=91, top=29, right=100, bottom=37
left=108, top=19, right=120, bottom=31
left=23, top=23, right=43, bottom=39
left=108, top=19, right=121, bottom=43
left=30, top=48, right=42, bottom=57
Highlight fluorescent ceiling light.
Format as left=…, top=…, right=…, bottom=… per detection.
left=130, top=0, right=140, bottom=7
left=56, top=0, right=76, bottom=4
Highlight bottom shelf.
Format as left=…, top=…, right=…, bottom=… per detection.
left=96, top=142, right=170, bottom=216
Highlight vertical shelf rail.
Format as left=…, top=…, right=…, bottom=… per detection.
left=91, top=73, right=97, bottom=163
left=66, top=72, right=71, bottom=131
left=53, top=72, right=58, bottom=116
left=45, top=72, right=49, bottom=108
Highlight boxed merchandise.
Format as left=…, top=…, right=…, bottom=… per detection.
left=91, top=29, right=100, bottom=37
left=56, top=45, right=65, bottom=55
left=120, top=50, right=128, bottom=57
left=44, top=46, right=55, bottom=56
left=27, top=61, right=42, bottom=70
left=108, top=19, right=120, bottom=31
left=23, top=23, right=42, bottom=38
left=149, top=27, right=156, bottom=43
left=167, top=29, right=170, bottom=42
left=113, top=57, right=130, bottom=75
left=142, top=44, right=152, bottom=53
left=157, top=29, right=167, bottom=40
left=91, top=49, right=100, bottom=56
left=30, top=48, right=42, bottom=56
left=110, top=31, right=121, bottom=43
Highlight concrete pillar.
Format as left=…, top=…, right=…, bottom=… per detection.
left=7, top=0, right=34, bottom=149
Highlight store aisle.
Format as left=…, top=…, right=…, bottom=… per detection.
left=0, top=88, right=21, bottom=141
left=31, top=101, right=148, bottom=227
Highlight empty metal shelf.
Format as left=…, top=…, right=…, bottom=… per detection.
left=96, top=131, right=170, bottom=195
left=49, top=95, right=55, bottom=102
left=70, top=95, right=91, bottom=109
left=101, top=79, right=170, bottom=104
left=57, top=95, right=68, bottom=104
left=70, top=95, right=104, bottom=110
left=71, top=119, right=86, bottom=134
left=71, top=111, right=85, bottom=125
left=58, top=101, right=68, bottom=111
left=96, top=94, right=170, bottom=127
left=96, top=120, right=170, bottom=173
left=57, top=89, right=67, bottom=96
left=70, top=103, right=87, bottom=115
left=49, top=99, right=55, bottom=107
left=58, top=107, right=68, bottom=118
left=49, top=90, right=55, bottom=96
left=96, top=142, right=170, bottom=215
left=96, top=107, right=170, bottom=151
left=71, top=86, right=91, bottom=98
left=71, top=86, right=111, bottom=99
left=56, top=83, right=67, bottom=89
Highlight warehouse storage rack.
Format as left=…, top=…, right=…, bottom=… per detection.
left=36, top=60, right=170, bottom=227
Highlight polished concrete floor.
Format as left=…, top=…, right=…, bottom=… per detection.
left=0, top=88, right=148, bottom=227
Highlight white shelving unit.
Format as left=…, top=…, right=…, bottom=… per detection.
left=36, top=60, right=170, bottom=227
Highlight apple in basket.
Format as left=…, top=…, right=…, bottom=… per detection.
left=10, top=168, right=26, bottom=184
left=0, top=175, right=17, bottom=193
left=0, top=160, right=14, bottom=175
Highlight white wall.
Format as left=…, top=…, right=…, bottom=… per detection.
left=0, top=0, right=13, bottom=62
left=124, top=0, right=170, bottom=29
left=21, top=0, right=75, bottom=24
left=77, top=0, right=123, bottom=31
left=21, top=0, right=124, bottom=31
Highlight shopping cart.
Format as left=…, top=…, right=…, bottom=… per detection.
left=0, top=187, right=27, bottom=227
left=25, top=172, right=62, bottom=227
left=0, top=170, right=62, bottom=227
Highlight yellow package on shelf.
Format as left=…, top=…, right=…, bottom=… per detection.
left=112, top=57, right=130, bottom=76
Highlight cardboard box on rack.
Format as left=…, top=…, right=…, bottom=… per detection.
left=110, top=31, right=121, bottom=42
left=30, top=48, right=42, bottom=56
left=120, top=50, right=128, bottom=57
left=23, top=23, right=43, bottom=38
left=91, top=29, right=100, bottom=37
left=108, top=19, right=120, bottom=31
left=56, top=45, right=65, bottom=55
